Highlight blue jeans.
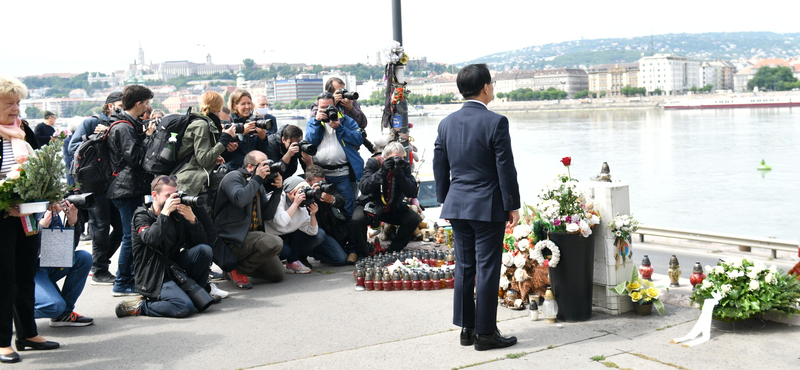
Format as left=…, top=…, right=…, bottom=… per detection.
left=34, top=250, right=92, bottom=318
left=112, top=197, right=144, bottom=288
left=279, top=229, right=347, bottom=266
left=141, top=244, right=212, bottom=318
left=326, top=175, right=354, bottom=220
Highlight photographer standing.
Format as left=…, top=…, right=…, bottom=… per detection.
left=222, top=89, right=276, bottom=170
left=310, top=77, right=367, bottom=129
left=214, top=150, right=284, bottom=289
left=352, top=142, right=419, bottom=256
left=115, top=176, right=212, bottom=318
left=304, top=93, right=363, bottom=220
left=265, top=124, right=307, bottom=179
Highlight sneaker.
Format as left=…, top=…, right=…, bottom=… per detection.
left=209, top=283, right=229, bottom=299
left=111, top=284, right=139, bottom=297
left=225, top=270, right=253, bottom=290
left=115, top=298, right=143, bottom=318
left=209, top=271, right=224, bottom=282
left=50, top=312, right=94, bottom=327
left=299, top=257, right=313, bottom=269
left=79, top=233, right=92, bottom=241
left=286, top=261, right=312, bottom=274
left=92, top=270, right=116, bottom=286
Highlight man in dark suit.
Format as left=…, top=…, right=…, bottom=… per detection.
left=433, top=64, right=520, bottom=351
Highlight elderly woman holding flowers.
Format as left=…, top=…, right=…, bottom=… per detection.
left=0, top=75, right=59, bottom=364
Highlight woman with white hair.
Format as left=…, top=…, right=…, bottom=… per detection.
left=0, top=75, right=59, bottom=364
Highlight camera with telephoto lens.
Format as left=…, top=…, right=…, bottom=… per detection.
left=175, top=191, right=204, bottom=207
left=321, top=105, right=340, bottom=123
left=169, top=265, right=213, bottom=312
left=337, top=88, right=359, bottom=101
left=246, top=116, right=274, bottom=131
left=316, top=181, right=337, bottom=195
left=64, top=192, right=95, bottom=210
left=298, top=186, right=320, bottom=207
left=260, top=160, right=286, bottom=181
left=363, top=201, right=384, bottom=229
left=296, top=140, right=317, bottom=155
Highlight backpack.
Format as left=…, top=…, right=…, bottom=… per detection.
left=70, top=120, right=132, bottom=195
left=143, top=107, right=209, bottom=175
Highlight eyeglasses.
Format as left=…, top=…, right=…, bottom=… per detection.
left=491, top=80, right=496, bottom=86
left=156, top=176, right=177, bottom=185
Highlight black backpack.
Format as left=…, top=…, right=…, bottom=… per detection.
left=70, top=120, right=132, bottom=195
left=143, top=107, right=209, bottom=175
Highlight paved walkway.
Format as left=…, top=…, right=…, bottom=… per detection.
left=16, top=238, right=800, bottom=370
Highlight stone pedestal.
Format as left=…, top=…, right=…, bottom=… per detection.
left=586, top=181, right=634, bottom=315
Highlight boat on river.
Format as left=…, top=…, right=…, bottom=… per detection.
left=663, top=95, right=800, bottom=110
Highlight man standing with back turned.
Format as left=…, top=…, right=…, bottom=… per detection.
left=433, top=64, right=520, bottom=351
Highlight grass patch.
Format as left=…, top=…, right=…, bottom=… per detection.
left=630, top=353, right=691, bottom=370
left=590, top=355, right=606, bottom=361
left=315, top=270, right=337, bottom=274
left=601, top=361, right=619, bottom=368
left=656, top=324, right=673, bottom=331
left=506, top=352, right=529, bottom=359
left=546, top=345, right=556, bottom=349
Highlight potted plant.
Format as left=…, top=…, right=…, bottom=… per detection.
left=607, top=213, right=641, bottom=270
left=531, top=157, right=601, bottom=322
left=14, top=137, right=71, bottom=213
left=690, top=257, right=800, bottom=322
left=610, top=265, right=667, bottom=315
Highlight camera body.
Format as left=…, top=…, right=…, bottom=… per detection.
left=384, top=155, right=406, bottom=172
left=337, top=88, right=359, bottom=101
left=260, top=160, right=286, bottom=181
left=64, top=192, right=95, bottom=209
left=175, top=191, right=204, bottom=207
left=316, top=180, right=337, bottom=195
left=246, top=116, right=274, bottom=131
left=363, top=201, right=384, bottom=229
left=296, top=140, right=317, bottom=156
left=221, top=120, right=242, bottom=142
left=321, top=105, right=340, bottom=123
left=298, top=186, right=320, bottom=207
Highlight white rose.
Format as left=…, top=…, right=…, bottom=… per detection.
left=513, top=225, right=532, bottom=240
left=566, top=223, right=579, bottom=233
left=589, top=214, right=600, bottom=225
left=720, top=284, right=732, bottom=297
left=6, top=171, right=20, bottom=180
left=712, top=266, right=725, bottom=275
left=765, top=272, right=776, bottom=284
left=500, top=265, right=507, bottom=276
left=701, top=280, right=713, bottom=289
left=746, top=270, right=759, bottom=280
left=499, top=276, right=510, bottom=289
left=502, top=253, right=513, bottom=267
left=726, top=257, right=743, bottom=269
left=579, top=219, right=592, bottom=237
left=514, top=255, right=527, bottom=269
left=768, top=264, right=778, bottom=274
left=749, top=280, right=760, bottom=291
left=726, top=270, right=744, bottom=280
left=514, top=268, right=527, bottom=281
left=517, top=239, right=530, bottom=251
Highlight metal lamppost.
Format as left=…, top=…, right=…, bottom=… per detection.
left=391, top=0, right=410, bottom=156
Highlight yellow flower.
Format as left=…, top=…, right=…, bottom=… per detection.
left=627, top=282, right=640, bottom=291
left=646, top=287, right=660, bottom=299
left=642, top=279, right=654, bottom=287
left=630, top=291, right=642, bottom=301
left=643, top=296, right=652, bottom=302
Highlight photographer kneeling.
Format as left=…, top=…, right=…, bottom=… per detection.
left=115, top=176, right=213, bottom=318
left=266, top=124, right=313, bottom=179
left=352, top=142, right=419, bottom=256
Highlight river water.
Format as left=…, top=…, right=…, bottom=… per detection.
left=363, top=107, right=800, bottom=241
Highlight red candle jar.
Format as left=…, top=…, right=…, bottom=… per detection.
left=383, top=280, right=393, bottom=291
left=412, top=280, right=422, bottom=290
left=403, top=279, right=412, bottom=290
left=356, top=276, right=365, bottom=287
left=365, top=279, right=374, bottom=291
left=639, top=255, right=654, bottom=281
left=393, top=279, right=402, bottom=291
left=445, top=277, right=454, bottom=289
left=374, top=276, right=383, bottom=291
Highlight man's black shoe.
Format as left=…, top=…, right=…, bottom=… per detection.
left=91, top=270, right=116, bottom=286
left=79, top=233, right=91, bottom=241
left=460, top=327, right=475, bottom=346
left=473, top=330, right=517, bottom=351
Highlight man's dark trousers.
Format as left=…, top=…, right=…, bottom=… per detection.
left=450, top=219, right=504, bottom=335
left=88, top=195, right=122, bottom=273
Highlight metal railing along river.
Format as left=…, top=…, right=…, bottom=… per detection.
left=635, top=225, right=799, bottom=259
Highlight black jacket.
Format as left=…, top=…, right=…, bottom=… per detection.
left=221, top=112, right=276, bottom=170
left=132, top=205, right=206, bottom=299
left=265, top=124, right=304, bottom=179
left=357, top=156, right=417, bottom=210
left=213, top=168, right=281, bottom=246
left=315, top=192, right=348, bottom=246
left=107, top=111, right=153, bottom=199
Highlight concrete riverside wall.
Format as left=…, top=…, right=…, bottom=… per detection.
left=587, top=181, right=634, bottom=315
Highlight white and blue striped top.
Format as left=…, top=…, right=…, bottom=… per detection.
left=0, top=139, right=16, bottom=179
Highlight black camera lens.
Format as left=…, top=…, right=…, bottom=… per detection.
left=338, top=88, right=359, bottom=100
left=224, top=122, right=245, bottom=134
left=321, top=106, right=339, bottom=123
left=317, top=181, right=337, bottom=194
left=175, top=191, right=204, bottom=207
left=300, top=186, right=320, bottom=206
left=65, top=192, right=95, bottom=209
left=254, top=119, right=273, bottom=131
left=297, top=140, right=317, bottom=155
left=263, top=160, right=287, bottom=181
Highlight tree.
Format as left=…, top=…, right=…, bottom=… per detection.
left=747, top=66, right=797, bottom=91
left=25, top=106, right=41, bottom=119
left=243, top=58, right=256, bottom=71
left=651, top=88, right=663, bottom=96
left=690, top=86, right=698, bottom=93
left=599, top=91, right=607, bottom=98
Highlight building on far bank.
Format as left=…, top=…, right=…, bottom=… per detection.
left=733, top=58, right=792, bottom=92
left=638, top=54, right=700, bottom=95
left=492, top=71, right=536, bottom=95
left=274, top=75, right=323, bottom=103
left=533, top=68, right=588, bottom=98
left=587, top=63, right=639, bottom=97
left=708, top=60, right=736, bottom=91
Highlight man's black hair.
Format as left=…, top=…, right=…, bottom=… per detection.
left=324, top=77, right=345, bottom=93
left=282, top=125, right=303, bottom=141
left=456, top=64, right=491, bottom=99
left=121, top=85, right=154, bottom=111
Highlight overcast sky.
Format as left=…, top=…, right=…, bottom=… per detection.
left=3, top=0, right=798, bottom=77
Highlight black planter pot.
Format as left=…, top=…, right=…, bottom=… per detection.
left=548, top=232, right=595, bottom=322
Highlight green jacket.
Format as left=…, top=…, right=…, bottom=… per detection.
left=173, top=116, right=227, bottom=196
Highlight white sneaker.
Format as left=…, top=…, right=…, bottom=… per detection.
left=209, top=283, right=229, bottom=299
left=286, top=261, right=312, bottom=274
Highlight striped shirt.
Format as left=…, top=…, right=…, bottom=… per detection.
left=0, top=139, right=15, bottom=179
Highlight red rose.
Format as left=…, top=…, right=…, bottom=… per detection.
left=543, top=259, right=550, bottom=268
left=561, top=157, right=571, bottom=166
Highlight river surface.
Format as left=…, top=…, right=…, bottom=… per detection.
left=362, top=107, right=800, bottom=241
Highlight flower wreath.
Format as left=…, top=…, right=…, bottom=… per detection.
left=532, top=240, right=560, bottom=268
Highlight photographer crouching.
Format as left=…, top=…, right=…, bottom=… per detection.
left=115, top=176, right=214, bottom=318
left=352, top=142, right=419, bottom=257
